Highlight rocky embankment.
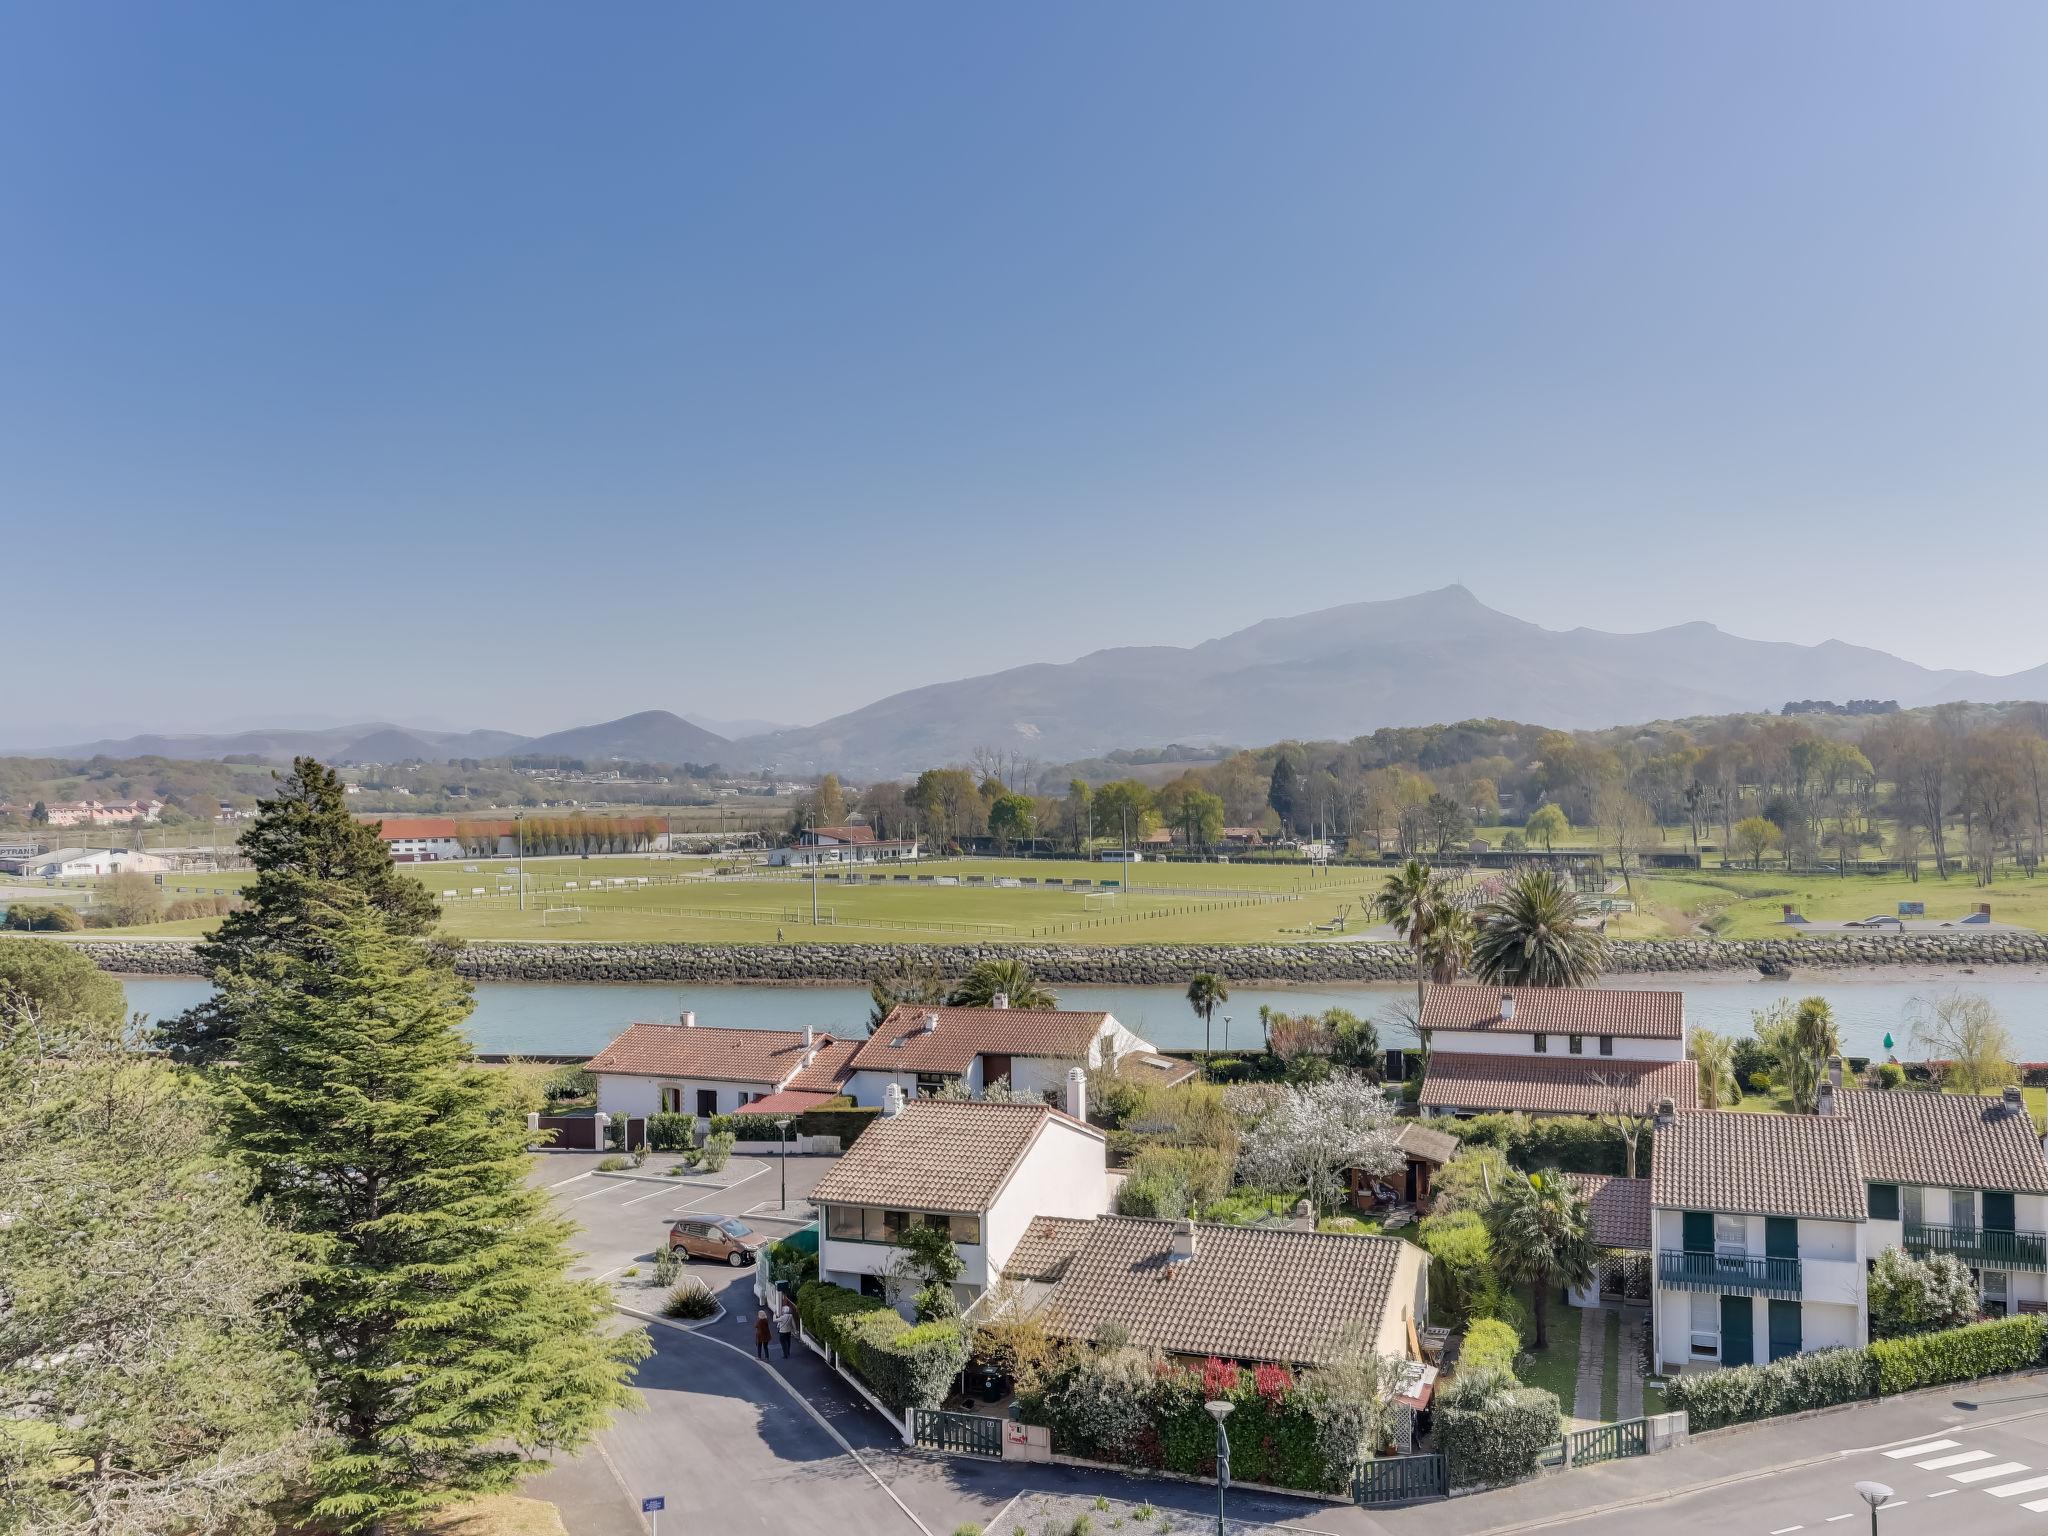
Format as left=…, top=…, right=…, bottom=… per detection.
left=56, top=932, right=2048, bottom=983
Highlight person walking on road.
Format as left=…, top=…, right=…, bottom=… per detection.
left=776, top=1296, right=795, bottom=1359
left=753, top=1307, right=772, bottom=1360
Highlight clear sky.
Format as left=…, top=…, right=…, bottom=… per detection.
left=5, top=3, right=2047, bottom=743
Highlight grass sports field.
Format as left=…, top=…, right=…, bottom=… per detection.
left=63, top=854, right=1392, bottom=945
left=1605, top=866, right=2048, bottom=941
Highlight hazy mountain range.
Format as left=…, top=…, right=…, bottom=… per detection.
left=19, top=587, right=2048, bottom=778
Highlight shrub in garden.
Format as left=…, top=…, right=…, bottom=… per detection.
left=1746, top=1070, right=1773, bottom=1094
left=1459, top=1318, right=1520, bottom=1377
left=1868, top=1248, right=1979, bottom=1339
left=793, top=1280, right=967, bottom=1411
left=652, top=1245, right=679, bottom=1287
left=1869, top=1314, right=2047, bottom=1395
left=662, top=1278, right=718, bottom=1320
left=1662, top=1347, right=1876, bottom=1431
left=646, top=1111, right=695, bottom=1151
left=1434, top=1368, right=1560, bottom=1488
left=699, top=1131, right=737, bottom=1171
left=596, top=1155, right=629, bottom=1172
left=1873, top=1062, right=1906, bottom=1090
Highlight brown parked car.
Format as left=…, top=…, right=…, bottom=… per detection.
left=669, top=1215, right=766, bottom=1267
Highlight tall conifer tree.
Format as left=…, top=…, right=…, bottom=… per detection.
left=216, top=887, right=642, bottom=1532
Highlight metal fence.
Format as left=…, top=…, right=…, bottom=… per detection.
left=1567, top=1417, right=1647, bottom=1467
left=1353, top=1453, right=1447, bottom=1505
left=911, top=1408, right=1001, bottom=1458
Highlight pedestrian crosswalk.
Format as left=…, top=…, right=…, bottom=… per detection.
left=1869, top=1435, right=2048, bottom=1517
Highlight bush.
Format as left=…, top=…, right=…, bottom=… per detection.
left=699, top=1131, right=736, bottom=1171
left=1873, top=1062, right=1906, bottom=1090
left=794, top=1280, right=967, bottom=1411
left=596, top=1155, right=629, bottom=1172
left=646, top=1112, right=695, bottom=1151
left=793, top=1102, right=883, bottom=1146
left=1431, top=1112, right=1641, bottom=1176
left=662, top=1277, right=718, bottom=1320
left=1868, top=1248, right=1979, bottom=1339
left=1, top=904, right=84, bottom=933
left=1870, top=1314, right=2047, bottom=1395
left=1459, top=1318, right=1520, bottom=1377
left=653, top=1245, right=679, bottom=1287
left=1746, top=1070, right=1774, bottom=1094
left=1435, top=1369, right=1560, bottom=1488
left=1662, top=1347, right=1876, bottom=1431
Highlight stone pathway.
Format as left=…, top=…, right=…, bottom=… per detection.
left=1570, top=1305, right=1608, bottom=1426
left=1617, top=1311, right=1646, bottom=1420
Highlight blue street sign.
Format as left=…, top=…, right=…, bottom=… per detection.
left=642, top=1497, right=665, bottom=1513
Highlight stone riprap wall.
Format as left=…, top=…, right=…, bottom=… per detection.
left=55, top=932, right=2048, bottom=983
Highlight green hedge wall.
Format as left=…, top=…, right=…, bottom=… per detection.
left=646, top=1112, right=694, bottom=1151
left=1665, top=1315, right=2048, bottom=1432
left=1437, top=1382, right=1561, bottom=1488
left=730, top=1100, right=882, bottom=1146
left=793, top=1280, right=966, bottom=1413
left=1432, top=1112, right=1642, bottom=1177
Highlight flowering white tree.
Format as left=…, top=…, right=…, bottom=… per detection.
left=1237, top=1076, right=1404, bottom=1220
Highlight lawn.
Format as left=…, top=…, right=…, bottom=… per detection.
left=1511, top=1304, right=1583, bottom=1413
left=1603, top=865, right=2048, bottom=941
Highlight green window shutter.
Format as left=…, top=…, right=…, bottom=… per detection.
left=1985, top=1191, right=2016, bottom=1232
left=1719, top=1295, right=1754, bottom=1367
left=1867, top=1184, right=1899, bottom=1221
left=1767, top=1299, right=1802, bottom=1362
left=1765, top=1216, right=1799, bottom=1259
left=1682, top=1211, right=1713, bottom=1253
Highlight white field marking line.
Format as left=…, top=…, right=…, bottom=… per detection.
left=1987, top=1474, right=2048, bottom=1496
left=1947, top=1461, right=2029, bottom=1483
left=1916, top=1450, right=1993, bottom=1469
left=616, top=1304, right=931, bottom=1536
left=1882, top=1439, right=1962, bottom=1459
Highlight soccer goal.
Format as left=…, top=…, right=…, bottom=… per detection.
left=541, top=905, right=586, bottom=926
left=1082, top=891, right=1120, bottom=912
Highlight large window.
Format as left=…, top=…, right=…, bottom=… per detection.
left=863, top=1208, right=908, bottom=1243
left=1868, top=1184, right=1900, bottom=1221
left=1689, top=1292, right=1718, bottom=1357
left=949, top=1213, right=982, bottom=1244
left=826, top=1205, right=863, bottom=1241
left=824, top=1205, right=982, bottom=1245
left=1715, top=1213, right=1747, bottom=1254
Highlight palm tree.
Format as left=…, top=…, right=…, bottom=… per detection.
left=867, top=955, right=947, bottom=1033
left=946, top=958, right=1057, bottom=1010
left=1484, top=1169, right=1596, bottom=1350
left=1375, top=858, right=1445, bottom=1016
left=1418, top=905, right=1475, bottom=985
left=1783, top=996, right=1841, bottom=1112
left=1470, top=867, right=1608, bottom=988
left=1186, top=972, right=1230, bottom=1071
left=1689, top=1028, right=1742, bottom=1109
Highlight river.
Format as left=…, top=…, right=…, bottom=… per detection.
left=116, top=969, right=2048, bottom=1061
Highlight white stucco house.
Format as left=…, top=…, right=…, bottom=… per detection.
left=1649, top=1080, right=2048, bottom=1371
left=765, top=824, right=921, bottom=867
left=2, top=847, right=171, bottom=877
left=1417, top=984, right=1698, bottom=1117
left=810, top=1078, right=1113, bottom=1313
left=841, top=1002, right=1159, bottom=1106
left=585, top=1014, right=863, bottom=1124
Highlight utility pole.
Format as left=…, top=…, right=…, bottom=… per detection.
left=517, top=813, right=526, bottom=912
left=810, top=817, right=819, bottom=926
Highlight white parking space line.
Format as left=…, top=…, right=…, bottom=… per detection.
left=1916, top=1450, right=1992, bottom=1469
left=622, top=1183, right=681, bottom=1206
left=569, top=1182, right=637, bottom=1203
left=1924, top=1489, right=1955, bottom=1499
left=1770, top=1525, right=1803, bottom=1533
left=1948, top=1461, right=2028, bottom=1483
left=544, top=1170, right=594, bottom=1190
left=1885, top=1439, right=1961, bottom=1458
left=1825, top=1515, right=1854, bottom=1523
left=1987, top=1474, right=2048, bottom=1496
left=669, top=1166, right=767, bottom=1212
left=2025, top=1499, right=2048, bottom=1513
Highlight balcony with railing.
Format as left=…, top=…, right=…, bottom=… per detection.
left=1905, top=1223, right=2048, bottom=1272
left=1657, top=1249, right=1803, bottom=1298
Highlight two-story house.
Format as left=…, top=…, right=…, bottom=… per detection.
left=1649, top=1084, right=2048, bottom=1371
left=810, top=1074, right=1112, bottom=1313
left=1417, top=984, right=1698, bottom=1118
left=840, top=1003, right=1166, bottom=1106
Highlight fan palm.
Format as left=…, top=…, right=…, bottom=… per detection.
left=1470, top=868, right=1608, bottom=988
left=1782, top=996, right=1841, bottom=1112
left=1484, top=1169, right=1596, bottom=1349
left=1689, top=1028, right=1742, bottom=1110
left=1185, top=972, right=1230, bottom=1072
left=946, top=958, right=1057, bottom=1010
left=1418, top=905, right=1475, bottom=985
left=1375, top=858, right=1445, bottom=1015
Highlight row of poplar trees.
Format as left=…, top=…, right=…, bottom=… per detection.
left=2, top=759, right=645, bottom=1536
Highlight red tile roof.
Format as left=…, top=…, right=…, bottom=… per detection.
left=1417, top=1051, right=1699, bottom=1115
left=736, top=1089, right=841, bottom=1117
left=1420, top=984, right=1684, bottom=1041
left=585, top=1024, right=856, bottom=1089
left=369, top=816, right=518, bottom=840
left=810, top=824, right=875, bottom=843
left=810, top=1099, right=1099, bottom=1212
left=848, top=1005, right=1115, bottom=1076
left=1651, top=1110, right=1865, bottom=1221
left=1557, top=1173, right=1652, bottom=1250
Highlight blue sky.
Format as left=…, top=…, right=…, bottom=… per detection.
left=5, top=3, right=2047, bottom=742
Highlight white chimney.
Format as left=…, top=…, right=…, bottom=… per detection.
left=1653, top=1096, right=1676, bottom=1130
left=1169, top=1218, right=1198, bottom=1265
left=1499, top=993, right=1516, bottom=1022
left=680, top=1010, right=697, bottom=1028
left=883, top=1083, right=906, bottom=1118
left=804, top=1025, right=815, bottom=1047
left=2005, top=1085, right=2026, bottom=1119
left=1827, top=1055, right=1843, bottom=1088
left=1817, top=1082, right=1836, bottom=1116
left=1065, top=1066, right=1087, bottom=1123
left=923, top=1012, right=940, bottom=1033
left=992, top=992, right=1010, bottom=1010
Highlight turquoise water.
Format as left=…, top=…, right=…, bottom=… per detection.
left=117, top=970, right=2048, bottom=1060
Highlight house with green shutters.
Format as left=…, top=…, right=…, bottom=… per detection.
left=1648, top=1081, right=2048, bottom=1372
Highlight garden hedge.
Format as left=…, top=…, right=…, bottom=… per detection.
left=1459, top=1319, right=1520, bottom=1376
left=1432, top=1112, right=1643, bottom=1176
left=1435, top=1375, right=1561, bottom=1488
left=646, top=1112, right=694, bottom=1151
left=1664, top=1314, right=2048, bottom=1432
left=793, top=1281, right=966, bottom=1412
left=730, top=1099, right=882, bottom=1146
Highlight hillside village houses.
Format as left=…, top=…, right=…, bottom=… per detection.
left=0, top=797, right=162, bottom=827
left=1416, top=983, right=1699, bottom=1117
left=584, top=1000, right=1190, bottom=1124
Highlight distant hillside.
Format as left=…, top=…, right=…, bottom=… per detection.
left=516, top=710, right=730, bottom=764
left=27, top=723, right=528, bottom=764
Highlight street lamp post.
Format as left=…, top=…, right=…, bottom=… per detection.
left=775, top=1118, right=793, bottom=1212
left=1223, top=1015, right=1231, bottom=1055
left=1855, top=1480, right=1892, bottom=1536
left=1204, top=1400, right=1233, bottom=1536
